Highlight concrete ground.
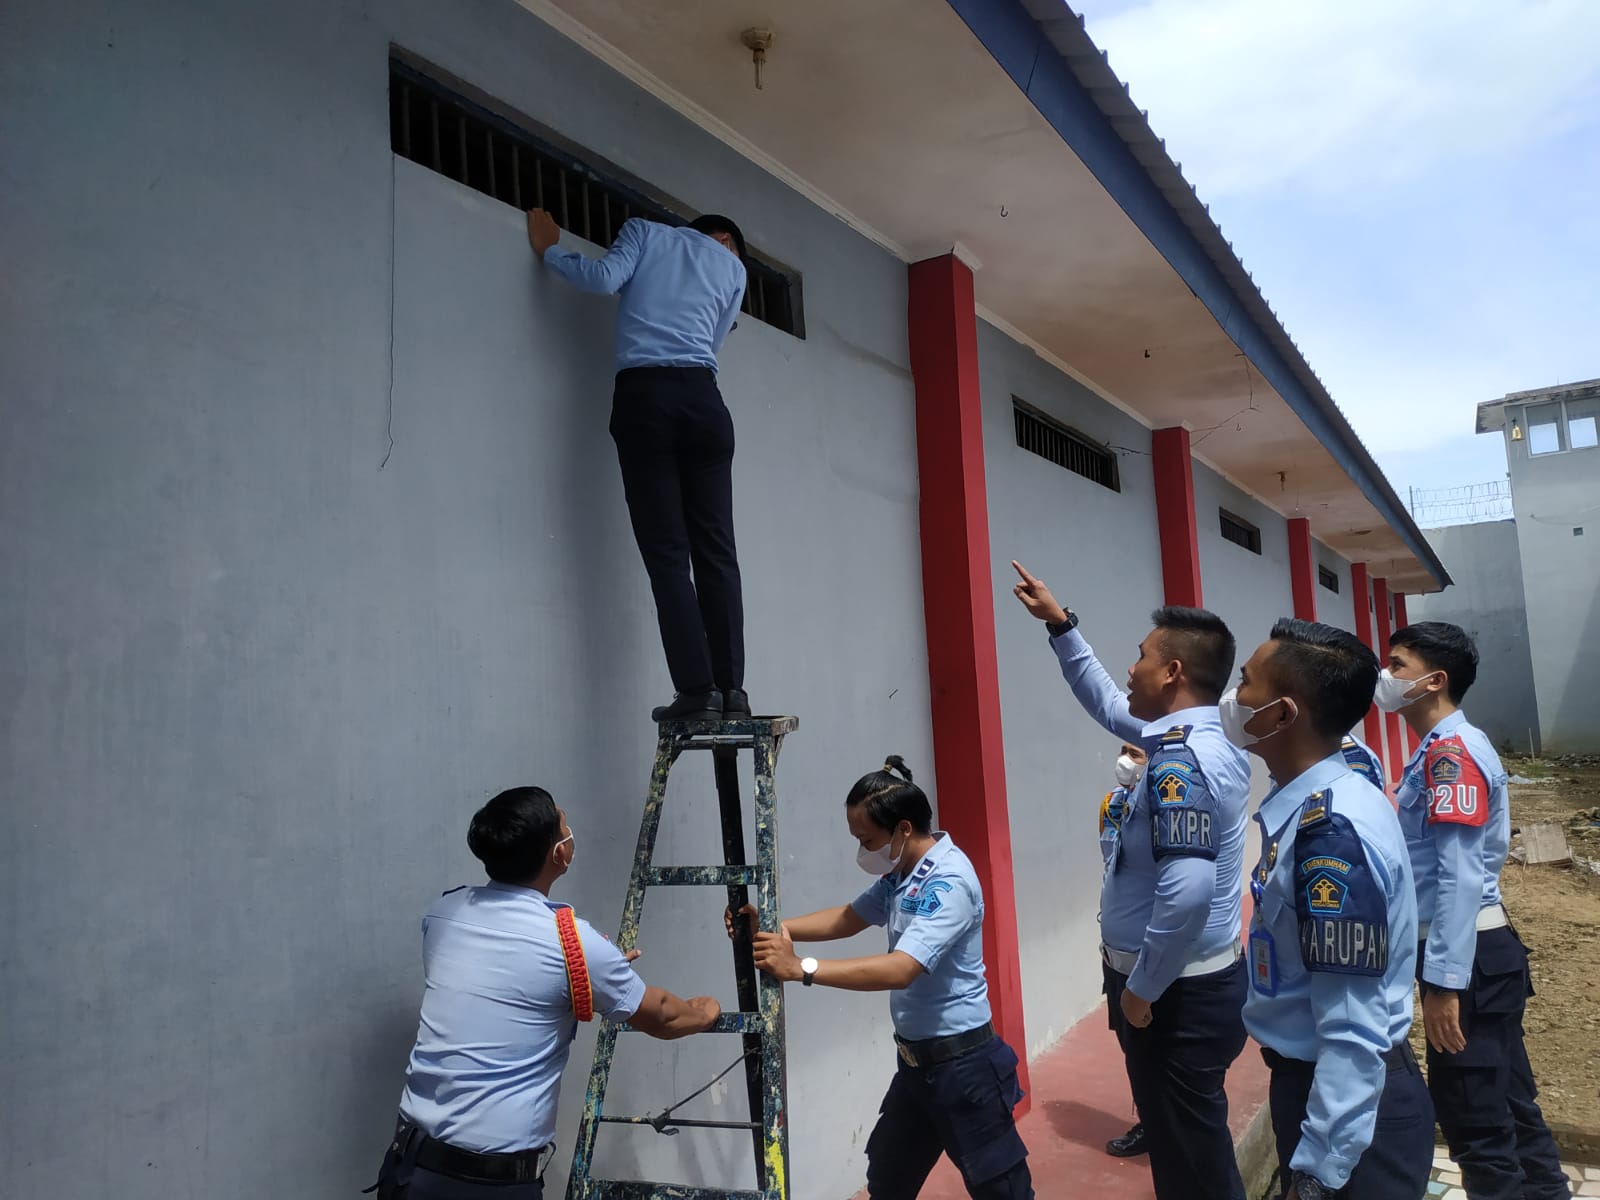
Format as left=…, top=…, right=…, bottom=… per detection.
left=904, top=1002, right=1274, bottom=1200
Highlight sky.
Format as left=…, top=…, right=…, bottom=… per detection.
left=1069, top=0, right=1600, bottom=511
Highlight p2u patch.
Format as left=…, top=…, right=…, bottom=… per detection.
left=1424, top=735, right=1489, bottom=828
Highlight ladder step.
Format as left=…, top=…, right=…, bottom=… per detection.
left=657, top=714, right=800, bottom=736
left=645, top=865, right=767, bottom=887
left=586, top=1184, right=768, bottom=1200
left=623, top=1012, right=764, bottom=1035
left=597, top=1115, right=762, bottom=1131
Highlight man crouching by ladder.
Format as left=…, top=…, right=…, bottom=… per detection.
left=370, top=787, right=720, bottom=1200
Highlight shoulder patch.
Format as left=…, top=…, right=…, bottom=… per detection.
left=1146, top=742, right=1217, bottom=862
left=1424, top=735, right=1490, bottom=827
left=1340, top=738, right=1382, bottom=787
left=1294, top=800, right=1389, bottom=977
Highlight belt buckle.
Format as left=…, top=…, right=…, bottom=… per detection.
left=896, top=1040, right=917, bottom=1068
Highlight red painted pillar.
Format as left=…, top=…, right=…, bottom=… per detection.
left=1288, top=517, right=1317, bottom=621
left=1374, top=577, right=1402, bottom=782
left=907, top=253, right=1029, bottom=1100
left=1393, top=593, right=1420, bottom=756
left=1152, top=427, right=1204, bottom=607
left=1350, top=563, right=1385, bottom=758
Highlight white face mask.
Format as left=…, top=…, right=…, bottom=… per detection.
left=1218, top=687, right=1296, bottom=749
left=1373, top=668, right=1435, bottom=713
left=1113, top=754, right=1144, bottom=789
left=856, top=829, right=906, bottom=876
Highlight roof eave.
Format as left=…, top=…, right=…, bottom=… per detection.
left=946, top=0, right=1452, bottom=591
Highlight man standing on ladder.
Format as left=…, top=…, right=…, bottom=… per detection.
left=369, top=786, right=721, bottom=1200
left=1011, top=562, right=1252, bottom=1200
left=735, top=756, right=1033, bottom=1200
left=527, top=207, right=751, bottom=724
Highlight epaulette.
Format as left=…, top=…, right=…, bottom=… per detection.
left=1298, top=788, right=1333, bottom=830
left=1159, top=724, right=1193, bottom=745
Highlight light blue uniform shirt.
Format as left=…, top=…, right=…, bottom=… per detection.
left=1049, top=627, right=1251, bottom=1001
left=398, top=883, right=646, bottom=1153
left=542, top=218, right=747, bottom=372
left=1243, top=755, right=1418, bottom=1190
left=1395, top=709, right=1509, bottom=989
left=850, top=833, right=993, bottom=1041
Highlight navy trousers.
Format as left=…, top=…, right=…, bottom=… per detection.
left=1424, top=926, right=1569, bottom=1200
left=1104, top=959, right=1249, bottom=1200
left=1265, top=1044, right=1434, bottom=1200
left=864, top=1036, right=1033, bottom=1199
left=610, top=366, right=744, bottom=696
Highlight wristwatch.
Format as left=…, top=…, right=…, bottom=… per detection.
left=1291, top=1171, right=1332, bottom=1200
left=1046, top=609, right=1079, bottom=638
left=800, top=957, right=819, bottom=987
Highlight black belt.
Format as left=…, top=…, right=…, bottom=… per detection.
left=1263, top=1041, right=1416, bottom=1072
left=616, top=365, right=715, bottom=381
left=893, top=1021, right=995, bottom=1069
left=394, top=1118, right=554, bottom=1184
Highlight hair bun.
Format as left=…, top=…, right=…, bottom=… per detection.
left=881, top=755, right=912, bottom=783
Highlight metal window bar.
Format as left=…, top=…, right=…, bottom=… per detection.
left=1318, top=565, right=1340, bottom=593
left=388, top=56, right=803, bottom=339
left=1219, top=510, right=1262, bottom=554
left=1012, top=401, right=1118, bottom=492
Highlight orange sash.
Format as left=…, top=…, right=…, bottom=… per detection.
left=554, top=906, right=594, bottom=1021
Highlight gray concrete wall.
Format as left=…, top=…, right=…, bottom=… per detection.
left=1191, top=466, right=1296, bottom=800
left=978, top=327, right=1166, bottom=1057
left=0, top=2, right=935, bottom=1197
left=1311, top=540, right=1360, bottom=636
left=1501, top=427, right=1600, bottom=751
left=1407, top=521, right=1540, bottom=754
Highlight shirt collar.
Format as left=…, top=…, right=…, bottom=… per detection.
left=483, top=881, right=551, bottom=901
left=1140, top=704, right=1217, bottom=742
left=892, top=831, right=952, bottom=888
left=1257, top=752, right=1350, bottom=830
left=1421, top=709, right=1467, bottom=743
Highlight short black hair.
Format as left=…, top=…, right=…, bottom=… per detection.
left=845, top=755, right=933, bottom=835
left=689, top=213, right=747, bottom=259
left=1390, top=621, right=1478, bottom=703
left=1266, top=618, right=1380, bottom=739
left=1151, top=606, right=1236, bottom=702
left=467, top=787, right=560, bottom=884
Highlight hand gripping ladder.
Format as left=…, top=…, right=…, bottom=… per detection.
left=566, top=714, right=798, bottom=1200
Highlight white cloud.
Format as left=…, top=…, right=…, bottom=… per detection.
left=1072, top=0, right=1600, bottom=199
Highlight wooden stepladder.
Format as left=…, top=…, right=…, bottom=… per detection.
left=566, top=715, right=798, bottom=1200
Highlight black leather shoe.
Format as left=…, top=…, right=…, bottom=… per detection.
left=651, top=691, right=723, bottom=722
left=723, top=688, right=751, bottom=718
left=1105, top=1123, right=1147, bottom=1157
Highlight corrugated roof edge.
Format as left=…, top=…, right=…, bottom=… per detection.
left=947, top=0, right=1451, bottom=590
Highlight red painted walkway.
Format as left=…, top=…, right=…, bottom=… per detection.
left=909, top=1005, right=1272, bottom=1199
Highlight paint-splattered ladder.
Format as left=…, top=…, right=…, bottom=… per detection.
left=566, top=714, right=798, bottom=1200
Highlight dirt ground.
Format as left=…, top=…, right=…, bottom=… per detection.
left=1407, top=755, right=1600, bottom=1152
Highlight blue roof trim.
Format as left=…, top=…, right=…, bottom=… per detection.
left=944, top=0, right=1450, bottom=589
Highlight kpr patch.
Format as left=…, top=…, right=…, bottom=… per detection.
left=1153, top=762, right=1193, bottom=806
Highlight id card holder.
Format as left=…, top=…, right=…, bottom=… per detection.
left=1248, top=926, right=1279, bottom=997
